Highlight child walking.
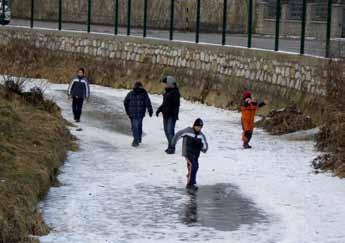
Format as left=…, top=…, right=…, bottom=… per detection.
left=167, top=118, right=208, bottom=191
left=241, top=90, right=266, bottom=149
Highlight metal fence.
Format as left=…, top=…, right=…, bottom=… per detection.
left=26, top=0, right=336, bottom=58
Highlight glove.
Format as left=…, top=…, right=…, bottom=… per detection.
left=155, top=110, right=160, bottom=117
left=166, top=147, right=175, bottom=154
left=149, top=110, right=153, bottom=117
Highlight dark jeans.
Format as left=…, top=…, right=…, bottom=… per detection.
left=163, top=117, right=177, bottom=146
left=131, top=117, right=144, bottom=143
left=186, top=156, right=199, bottom=186
left=243, top=130, right=253, bottom=144
left=72, top=97, right=84, bottom=121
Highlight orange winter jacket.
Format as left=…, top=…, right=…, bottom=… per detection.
left=240, top=98, right=265, bottom=131
left=241, top=101, right=257, bottom=131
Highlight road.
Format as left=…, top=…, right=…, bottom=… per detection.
left=8, top=18, right=327, bottom=57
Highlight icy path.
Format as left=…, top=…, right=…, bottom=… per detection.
left=39, top=84, right=345, bottom=243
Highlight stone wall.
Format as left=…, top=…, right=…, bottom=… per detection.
left=11, top=0, right=248, bottom=33
left=0, top=26, right=339, bottom=122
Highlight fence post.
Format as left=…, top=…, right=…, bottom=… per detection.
left=169, top=0, right=175, bottom=40
left=127, top=0, right=132, bottom=35
left=143, top=0, right=148, bottom=37
left=30, top=0, right=34, bottom=28
left=325, top=0, right=333, bottom=58
left=87, top=0, right=92, bottom=32
left=274, top=0, right=281, bottom=51
left=247, top=0, right=253, bottom=48
left=114, top=0, right=119, bottom=35
left=58, top=0, right=62, bottom=30
left=300, top=0, right=307, bottom=54
left=196, top=0, right=201, bottom=43
left=222, top=0, right=228, bottom=45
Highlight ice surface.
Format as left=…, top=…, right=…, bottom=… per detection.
left=35, top=83, right=345, bottom=243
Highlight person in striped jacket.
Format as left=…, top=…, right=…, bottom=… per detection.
left=67, top=68, right=90, bottom=122
left=167, top=118, right=208, bottom=191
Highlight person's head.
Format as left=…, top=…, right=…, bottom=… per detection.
left=134, top=81, right=143, bottom=89
left=193, top=118, right=204, bottom=133
left=77, top=68, right=85, bottom=78
left=242, top=90, right=251, bottom=99
left=162, top=76, right=176, bottom=88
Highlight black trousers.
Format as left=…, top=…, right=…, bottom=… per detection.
left=243, top=130, right=253, bottom=144
left=72, top=97, right=84, bottom=121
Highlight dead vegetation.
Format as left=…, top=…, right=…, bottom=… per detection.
left=312, top=60, right=345, bottom=177
left=255, top=105, right=315, bottom=135
left=0, top=76, right=75, bottom=242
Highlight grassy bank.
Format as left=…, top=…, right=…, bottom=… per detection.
left=0, top=82, right=75, bottom=242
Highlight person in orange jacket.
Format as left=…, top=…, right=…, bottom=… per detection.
left=241, top=90, right=266, bottom=149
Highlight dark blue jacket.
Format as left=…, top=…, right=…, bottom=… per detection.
left=124, top=87, right=153, bottom=118
left=68, top=76, right=90, bottom=99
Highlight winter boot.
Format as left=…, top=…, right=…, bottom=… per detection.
left=132, top=141, right=139, bottom=147
left=243, top=143, right=252, bottom=149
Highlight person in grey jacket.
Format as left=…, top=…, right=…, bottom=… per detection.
left=167, top=118, right=208, bottom=190
left=67, top=68, right=90, bottom=122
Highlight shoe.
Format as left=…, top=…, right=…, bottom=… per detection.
left=186, top=184, right=198, bottom=191
left=243, top=143, right=252, bottom=149
left=75, top=119, right=80, bottom=123
left=132, top=141, right=139, bottom=147
left=165, top=147, right=175, bottom=154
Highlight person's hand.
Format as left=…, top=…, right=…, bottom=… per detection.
left=155, top=110, right=160, bottom=117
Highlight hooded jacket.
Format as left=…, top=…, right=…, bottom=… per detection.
left=157, top=87, right=180, bottom=120
left=124, top=87, right=153, bottom=119
left=240, top=97, right=265, bottom=131
left=171, top=127, right=208, bottom=159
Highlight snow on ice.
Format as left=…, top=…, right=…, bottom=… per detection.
left=32, top=83, right=345, bottom=243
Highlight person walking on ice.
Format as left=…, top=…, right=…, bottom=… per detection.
left=166, top=118, right=208, bottom=191
left=241, top=90, right=266, bottom=149
left=67, top=68, right=90, bottom=123
left=124, top=81, right=153, bottom=147
left=155, top=76, right=181, bottom=153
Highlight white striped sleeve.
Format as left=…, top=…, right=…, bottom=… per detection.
left=200, top=133, right=208, bottom=152
left=67, top=79, right=78, bottom=95
left=82, top=79, right=90, bottom=98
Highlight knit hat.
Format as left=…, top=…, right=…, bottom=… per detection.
left=193, top=118, right=204, bottom=127
left=242, top=90, right=252, bottom=99
left=134, top=81, right=143, bottom=88
left=162, top=76, right=176, bottom=85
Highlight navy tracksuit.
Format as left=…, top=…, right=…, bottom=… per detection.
left=68, top=76, right=90, bottom=121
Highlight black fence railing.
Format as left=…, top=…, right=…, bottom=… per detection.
left=26, top=0, right=335, bottom=58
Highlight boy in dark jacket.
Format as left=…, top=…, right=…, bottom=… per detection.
left=167, top=118, right=208, bottom=191
left=156, top=76, right=181, bottom=152
left=124, top=82, right=153, bottom=147
left=241, top=90, right=266, bottom=149
left=67, top=68, right=90, bottom=122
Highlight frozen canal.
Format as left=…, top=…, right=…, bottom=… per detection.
left=39, top=84, right=345, bottom=243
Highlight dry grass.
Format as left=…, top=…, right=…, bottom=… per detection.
left=0, top=83, right=75, bottom=242
left=314, top=60, right=345, bottom=177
